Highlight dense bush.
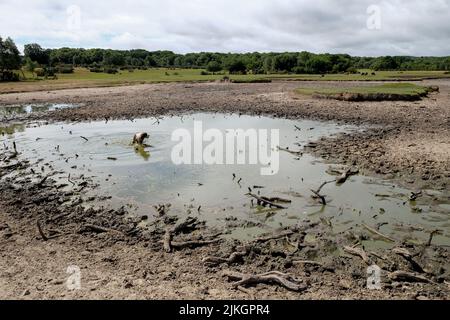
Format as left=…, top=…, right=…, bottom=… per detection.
left=35, top=68, right=45, bottom=77
left=0, top=71, right=19, bottom=81
left=57, top=64, right=74, bottom=73
left=89, top=67, right=103, bottom=73
left=104, top=67, right=118, bottom=74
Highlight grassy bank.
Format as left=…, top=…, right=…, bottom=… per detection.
left=295, top=83, right=438, bottom=101
left=1, top=68, right=449, bottom=94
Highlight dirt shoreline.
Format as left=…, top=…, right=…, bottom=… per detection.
left=1, top=80, right=449, bottom=299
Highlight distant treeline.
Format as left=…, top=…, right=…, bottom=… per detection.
left=1, top=36, right=450, bottom=81
left=29, top=45, right=450, bottom=73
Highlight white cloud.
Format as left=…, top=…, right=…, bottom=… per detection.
left=0, top=0, right=449, bottom=56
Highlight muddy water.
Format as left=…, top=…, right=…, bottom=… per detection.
left=1, top=113, right=449, bottom=247
left=0, top=103, right=77, bottom=117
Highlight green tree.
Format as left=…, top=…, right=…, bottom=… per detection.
left=206, top=61, right=222, bottom=74
left=225, top=58, right=246, bottom=74
left=24, top=57, right=38, bottom=78
left=0, top=36, right=21, bottom=81
left=24, top=43, right=50, bottom=65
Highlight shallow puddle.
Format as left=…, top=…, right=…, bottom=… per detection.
left=1, top=113, right=448, bottom=247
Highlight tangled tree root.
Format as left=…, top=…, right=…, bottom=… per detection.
left=222, top=270, right=307, bottom=292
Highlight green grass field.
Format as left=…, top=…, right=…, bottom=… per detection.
left=1, top=68, right=449, bottom=94
left=296, top=83, right=431, bottom=95
left=295, top=83, right=437, bottom=101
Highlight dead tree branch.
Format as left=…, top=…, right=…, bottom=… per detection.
left=343, top=245, right=372, bottom=265
left=203, top=246, right=250, bottom=266
left=247, top=193, right=286, bottom=209
left=362, top=223, right=396, bottom=243
left=222, top=270, right=307, bottom=292
left=388, top=271, right=432, bottom=283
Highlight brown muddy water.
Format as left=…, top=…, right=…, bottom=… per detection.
left=1, top=112, right=449, bottom=248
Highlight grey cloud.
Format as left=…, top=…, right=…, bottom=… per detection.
left=0, top=0, right=449, bottom=56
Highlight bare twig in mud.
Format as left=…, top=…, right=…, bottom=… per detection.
left=265, top=197, right=292, bottom=204
left=310, top=180, right=334, bottom=206
left=80, top=136, right=89, bottom=142
left=170, top=239, right=221, bottom=249
left=369, top=251, right=387, bottom=261
left=154, top=204, right=169, bottom=216
left=426, top=229, right=443, bottom=247
left=336, top=168, right=359, bottom=184
left=81, top=224, right=123, bottom=235
left=236, top=286, right=254, bottom=297
left=203, top=246, right=250, bottom=266
left=362, top=223, right=396, bottom=243
left=409, top=191, right=423, bottom=201
left=254, top=230, right=295, bottom=243
left=107, top=157, right=117, bottom=161
left=173, top=217, right=203, bottom=234
left=392, top=247, right=425, bottom=273
left=163, top=227, right=173, bottom=253
left=50, top=211, right=72, bottom=222
left=67, top=174, right=75, bottom=185
left=37, top=220, right=48, bottom=241
left=222, top=270, right=307, bottom=292
left=277, top=146, right=302, bottom=156
left=343, top=245, right=372, bottom=265
left=388, top=271, right=432, bottom=283
left=247, top=193, right=286, bottom=209
left=163, top=217, right=205, bottom=252
left=36, top=175, right=49, bottom=187
left=310, top=190, right=326, bottom=205
left=294, top=125, right=302, bottom=131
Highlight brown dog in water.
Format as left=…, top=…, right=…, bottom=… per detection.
left=132, top=132, right=149, bottom=145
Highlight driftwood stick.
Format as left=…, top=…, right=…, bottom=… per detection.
left=37, top=220, right=48, bottom=241
left=162, top=217, right=204, bottom=252
left=310, top=180, right=334, bottom=205
left=343, top=245, right=372, bottom=265
left=203, top=246, right=250, bottom=265
left=293, top=260, right=324, bottom=267
left=336, top=168, right=359, bottom=184
left=362, top=223, right=396, bottom=243
left=392, top=247, right=425, bottom=273
left=223, top=270, right=306, bottom=292
left=277, top=146, right=302, bottom=156
left=315, top=180, right=335, bottom=194
left=426, top=229, right=442, bottom=247
left=80, top=136, right=89, bottom=142
left=82, top=224, right=122, bottom=235
left=247, top=193, right=286, bottom=209
left=163, top=227, right=173, bottom=253
left=310, top=189, right=326, bottom=205
left=388, top=271, right=432, bottom=283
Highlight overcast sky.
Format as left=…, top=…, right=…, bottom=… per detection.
left=1, top=0, right=449, bottom=56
